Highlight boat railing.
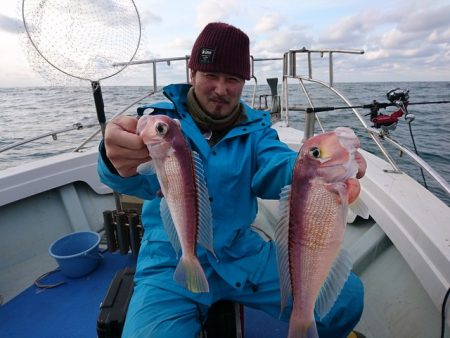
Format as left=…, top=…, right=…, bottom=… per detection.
left=73, top=90, right=157, bottom=151
left=4, top=51, right=449, bottom=197
left=279, top=47, right=450, bottom=197
left=75, top=56, right=192, bottom=151
left=249, top=56, right=284, bottom=110
left=113, top=56, right=191, bottom=92
left=1, top=56, right=190, bottom=156
left=0, top=122, right=98, bottom=154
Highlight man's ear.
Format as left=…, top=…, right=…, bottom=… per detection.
left=189, top=69, right=195, bottom=84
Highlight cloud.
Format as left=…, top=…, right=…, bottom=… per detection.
left=195, top=0, right=241, bottom=28
left=0, top=14, right=22, bottom=34
left=428, top=27, right=450, bottom=43
left=140, top=10, right=163, bottom=25
left=252, top=27, right=314, bottom=56
left=397, top=4, right=450, bottom=33
left=166, top=37, right=193, bottom=51
left=318, top=9, right=389, bottom=47
left=253, top=14, right=282, bottom=34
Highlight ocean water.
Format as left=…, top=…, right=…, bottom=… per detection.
left=0, top=82, right=449, bottom=205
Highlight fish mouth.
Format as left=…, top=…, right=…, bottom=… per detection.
left=319, top=158, right=359, bottom=178
left=144, top=141, right=164, bottom=149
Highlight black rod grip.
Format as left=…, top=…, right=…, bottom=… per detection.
left=114, top=211, right=130, bottom=255
left=103, top=210, right=117, bottom=252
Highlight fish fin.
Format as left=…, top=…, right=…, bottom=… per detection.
left=173, top=118, right=181, bottom=128
left=315, top=249, right=353, bottom=319
left=160, top=197, right=181, bottom=257
left=305, top=322, right=320, bottom=338
left=192, top=151, right=216, bottom=258
left=346, top=177, right=361, bottom=204
left=326, top=182, right=349, bottom=205
left=274, top=184, right=293, bottom=316
left=288, top=319, right=319, bottom=338
left=348, top=197, right=370, bottom=222
left=174, top=255, right=210, bottom=293
left=137, top=160, right=156, bottom=175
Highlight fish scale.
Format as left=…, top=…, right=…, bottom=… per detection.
left=297, top=183, right=342, bottom=249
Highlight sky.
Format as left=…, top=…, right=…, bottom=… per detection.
left=0, top=0, right=450, bottom=87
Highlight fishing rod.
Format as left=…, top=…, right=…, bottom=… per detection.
left=301, top=88, right=450, bottom=189
left=302, top=99, right=450, bottom=113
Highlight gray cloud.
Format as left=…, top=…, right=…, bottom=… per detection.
left=0, top=14, right=22, bottom=34
left=140, top=10, right=162, bottom=25
left=397, top=5, right=450, bottom=33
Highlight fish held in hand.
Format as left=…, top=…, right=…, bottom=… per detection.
left=275, top=127, right=366, bottom=338
left=136, top=114, right=215, bottom=293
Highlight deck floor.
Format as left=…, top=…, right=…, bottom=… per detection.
left=0, top=251, right=291, bottom=338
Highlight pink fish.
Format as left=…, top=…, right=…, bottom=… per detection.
left=275, top=127, right=366, bottom=338
left=137, top=114, right=215, bottom=293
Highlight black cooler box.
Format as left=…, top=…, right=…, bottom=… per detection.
left=97, top=267, right=135, bottom=338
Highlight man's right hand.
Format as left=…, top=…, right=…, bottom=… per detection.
left=104, top=115, right=150, bottom=177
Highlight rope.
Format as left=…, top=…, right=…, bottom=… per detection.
left=441, top=287, right=450, bottom=338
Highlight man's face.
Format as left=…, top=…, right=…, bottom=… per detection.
left=190, top=70, right=245, bottom=118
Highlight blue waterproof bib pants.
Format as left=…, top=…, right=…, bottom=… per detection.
left=122, top=240, right=363, bottom=338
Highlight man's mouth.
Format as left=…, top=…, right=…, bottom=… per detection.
left=210, top=96, right=229, bottom=104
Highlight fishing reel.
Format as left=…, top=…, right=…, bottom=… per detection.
left=391, top=88, right=415, bottom=123
left=387, top=88, right=415, bottom=122
left=369, top=88, right=414, bottom=132
left=387, top=88, right=409, bottom=104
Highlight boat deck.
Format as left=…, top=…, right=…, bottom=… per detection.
left=0, top=251, right=292, bottom=338
left=1, top=210, right=448, bottom=337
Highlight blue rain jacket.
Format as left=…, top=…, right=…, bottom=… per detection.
left=98, top=83, right=297, bottom=304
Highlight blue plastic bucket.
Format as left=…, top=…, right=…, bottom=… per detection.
left=49, top=231, right=102, bottom=278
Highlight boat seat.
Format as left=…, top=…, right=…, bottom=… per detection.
left=257, top=77, right=280, bottom=114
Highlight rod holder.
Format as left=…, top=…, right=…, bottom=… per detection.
left=114, top=211, right=130, bottom=255
left=127, top=213, right=141, bottom=257
left=103, top=210, right=117, bottom=252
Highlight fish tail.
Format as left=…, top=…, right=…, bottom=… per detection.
left=287, top=318, right=319, bottom=338
left=174, top=255, right=209, bottom=293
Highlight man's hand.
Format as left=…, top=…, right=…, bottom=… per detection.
left=104, top=116, right=150, bottom=177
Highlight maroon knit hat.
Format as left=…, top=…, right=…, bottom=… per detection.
left=189, top=22, right=250, bottom=80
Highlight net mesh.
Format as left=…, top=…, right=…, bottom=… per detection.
left=22, top=0, right=141, bottom=83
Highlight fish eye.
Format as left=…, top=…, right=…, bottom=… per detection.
left=155, top=122, right=168, bottom=135
left=309, top=147, right=321, bottom=158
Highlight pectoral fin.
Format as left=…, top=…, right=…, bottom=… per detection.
left=346, top=177, right=361, bottom=204
left=137, top=160, right=156, bottom=175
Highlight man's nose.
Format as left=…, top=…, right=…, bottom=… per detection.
left=214, top=78, right=227, bottom=96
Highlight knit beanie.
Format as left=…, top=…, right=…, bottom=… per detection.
left=188, top=22, right=250, bottom=80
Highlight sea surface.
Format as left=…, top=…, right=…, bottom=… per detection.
left=0, top=82, right=449, bottom=205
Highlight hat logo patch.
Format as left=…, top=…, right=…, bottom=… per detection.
left=198, top=48, right=215, bottom=64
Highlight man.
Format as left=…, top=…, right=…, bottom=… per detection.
left=98, top=22, right=364, bottom=338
